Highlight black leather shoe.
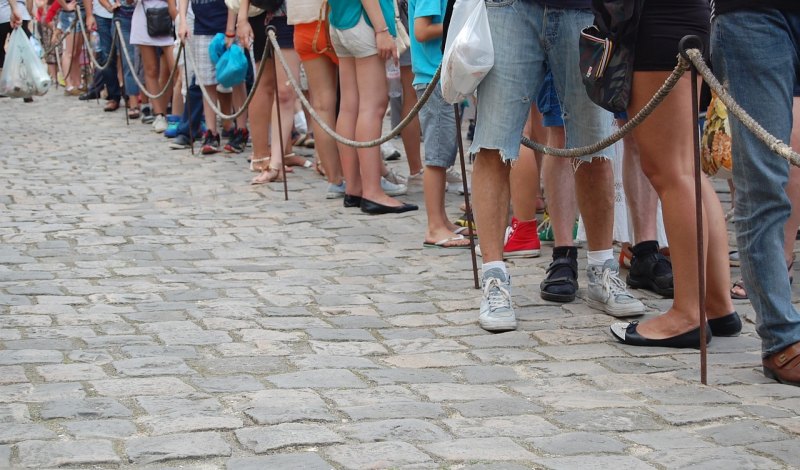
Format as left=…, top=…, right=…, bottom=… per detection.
left=78, top=90, right=100, bottom=101
left=627, top=241, right=674, bottom=298
left=708, top=311, right=742, bottom=337
left=610, top=321, right=711, bottom=348
left=343, top=194, right=362, bottom=208
left=360, top=198, right=418, bottom=215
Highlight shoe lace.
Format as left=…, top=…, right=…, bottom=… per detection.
left=483, top=277, right=511, bottom=311
left=601, top=268, right=630, bottom=298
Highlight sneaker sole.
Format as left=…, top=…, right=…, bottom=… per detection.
left=504, top=249, right=541, bottom=259
left=626, top=275, right=675, bottom=298
left=326, top=193, right=345, bottom=199
left=585, top=298, right=645, bottom=318
left=479, top=318, right=517, bottom=332
left=540, top=290, right=576, bottom=303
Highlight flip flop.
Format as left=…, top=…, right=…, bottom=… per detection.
left=423, top=234, right=470, bottom=249
left=454, top=226, right=477, bottom=237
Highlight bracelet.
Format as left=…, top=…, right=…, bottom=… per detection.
left=225, top=32, right=235, bottom=38
left=374, top=27, right=389, bottom=34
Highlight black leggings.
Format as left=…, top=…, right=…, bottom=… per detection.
left=0, top=21, right=31, bottom=67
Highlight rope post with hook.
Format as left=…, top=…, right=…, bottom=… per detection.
left=115, top=20, right=130, bottom=126
left=680, top=36, right=708, bottom=385
left=181, top=46, right=195, bottom=155
left=454, top=104, right=480, bottom=289
left=268, top=27, right=289, bottom=201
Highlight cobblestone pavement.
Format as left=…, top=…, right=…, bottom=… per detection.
left=1, top=93, right=799, bottom=469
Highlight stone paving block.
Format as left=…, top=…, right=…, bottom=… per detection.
left=0, top=404, right=30, bottom=423
left=226, top=453, right=333, bottom=470
left=84, top=335, right=156, bottom=347
left=459, top=365, right=521, bottom=384
left=267, top=369, right=367, bottom=388
left=306, top=327, right=375, bottom=341
left=40, top=398, right=132, bottom=419
left=342, top=402, right=445, bottom=420
left=0, top=366, right=28, bottom=384
left=4, top=339, right=77, bottom=351
left=291, top=354, right=380, bottom=370
left=533, top=455, right=656, bottom=469
left=121, top=345, right=199, bottom=359
left=192, top=375, right=265, bottom=393
left=135, top=396, right=243, bottom=434
left=199, top=356, right=288, bottom=375
left=0, top=383, right=85, bottom=403
left=383, top=353, right=476, bottom=368
left=646, top=405, right=743, bottom=425
left=549, top=408, right=662, bottom=432
left=644, top=446, right=782, bottom=469
left=309, top=340, right=389, bottom=356
left=697, top=419, right=792, bottom=446
left=235, top=423, right=343, bottom=453
left=0, top=349, right=62, bottom=365
left=528, top=432, right=628, bottom=455
left=0, top=315, right=53, bottom=328
left=339, top=419, right=451, bottom=442
left=36, top=363, right=108, bottom=381
left=126, top=431, right=231, bottom=464
left=89, top=378, right=195, bottom=397
left=450, top=398, right=543, bottom=418
left=16, top=439, right=120, bottom=468
left=0, top=445, right=8, bottom=467
left=361, top=368, right=455, bottom=384
left=748, top=440, right=800, bottom=467
left=241, top=389, right=335, bottom=425
left=0, top=423, right=56, bottom=443
left=444, top=415, right=560, bottom=439
left=325, top=441, right=433, bottom=469
left=257, top=316, right=330, bottom=330
left=471, top=348, right=546, bottom=364
left=424, top=437, right=537, bottom=461
left=625, top=429, right=715, bottom=450
left=157, top=329, right=232, bottom=345
left=112, top=357, right=194, bottom=377
left=324, top=385, right=417, bottom=406
left=536, top=390, right=644, bottom=409
left=63, top=419, right=138, bottom=438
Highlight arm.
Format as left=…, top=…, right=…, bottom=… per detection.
left=167, top=0, right=177, bottom=20
left=413, top=16, right=441, bottom=43
left=177, top=0, right=188, bottom=40
left=83, top=0, right=95, bottom=30
left=58, top=0, right=75, bottom=11
left=224, top=7, right=236, bottom=47
left=236, top=0, right=253, bottom=49
left=360, top=0, right=395, bottom=60
left=9, top=0, right=22, bottom=28
left=98, top=0, right=119, bottom=14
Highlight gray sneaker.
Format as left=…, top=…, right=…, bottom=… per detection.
left=586, top=259, right=645, bottom=317
left=479, top=268, right=517, bottom=332
left=326, top=182, right=346, bottom=199
left=380, top=177, right=407, bottom=196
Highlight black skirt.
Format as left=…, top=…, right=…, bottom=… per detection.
left=634, top=0, right=710, bottom=71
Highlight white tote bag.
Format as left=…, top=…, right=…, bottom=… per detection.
left=440, top=0, right=493, bottom=104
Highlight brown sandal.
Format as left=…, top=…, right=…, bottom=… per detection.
left=128, top=107, right=140, bottom=119
left=250, top=156, right=270, bottom=172
left=251, top=166, right=284, bottom=185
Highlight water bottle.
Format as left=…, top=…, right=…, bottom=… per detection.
left=385, top=60, right=402, bottom=98
left=91, top=31, right=101, bottom=52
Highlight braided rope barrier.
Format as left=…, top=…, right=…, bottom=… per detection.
left=74, top=7, right=118, bottom=71
left=41, top=19, right=75, bottom=58
left=114, top=21, right=182, bottom=100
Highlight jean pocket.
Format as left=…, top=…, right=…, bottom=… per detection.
left=485, top=0, right=516, bottom=7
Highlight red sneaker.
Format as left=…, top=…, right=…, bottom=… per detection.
left=503, top=217, right=541, bottom=258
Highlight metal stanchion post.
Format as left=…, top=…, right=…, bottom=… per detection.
left=681, top=36, right=708, bottom=385
left=268, top=28, right=289, bottom=201
left=182, top=46, right=195, bottom=155
left=454, top=104, right=480, bottom=289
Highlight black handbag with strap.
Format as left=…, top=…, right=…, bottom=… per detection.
left=144, top=1, right=173, bottom=37
left=250, top=0, right=283, bottom=14
left=579, top=0, right=644, bottom=113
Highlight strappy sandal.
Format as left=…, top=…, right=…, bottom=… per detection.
left=128, top=107, right=140, bottom=119
left=540, top=256, right=579, bottom=302
left=250, top=156, right=270, bottom=172
left=730, top=278, right=748, bottom=300
left=251, top=166, right=284, bottom=185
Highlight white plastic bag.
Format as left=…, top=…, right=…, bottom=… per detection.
left=0, top=28, right=51, bottom=98
left=441, top=0, right=493, bottom=104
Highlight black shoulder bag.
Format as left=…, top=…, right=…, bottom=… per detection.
left=250, top=0, right=284, bottom=14
left=144, top=0, right=173, bottom=38
left=578, top=0, right=644, bottom=113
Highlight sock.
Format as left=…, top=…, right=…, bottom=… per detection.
left=631, top=240, right=659, bottom=256
left=588, top=249, right=614, bottom=266
left=553, top=246, right=578, bottom=260
left=482, top=261, right=508, bottom=278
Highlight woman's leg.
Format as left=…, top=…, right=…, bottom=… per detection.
left=337, top=56, right=361, bottom=196
left=232, top=82, right=248, bottom=130
left=269, top=48, right=302, bottom=169
left=249, top=58, right=276, bottom=173
left=139, top=45, right=162, bottom=112
left=303, top=56, right=343, bottom=185
left=62, top=31, right=75, bottom=88
left=154, top=45, right=175, bottom=115
left=399, top=65, right=423, bottom=175
left=68, top=31, right=83, bottom=90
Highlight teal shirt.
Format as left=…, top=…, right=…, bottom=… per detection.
left=408, top=0, right=446, bottom=86
left=328, top=0, right=396, bottom=36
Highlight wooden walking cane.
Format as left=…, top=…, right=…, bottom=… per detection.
left=268, top=26, right=289, bottom=201
left=454, top=104, right=480, bottom=289
left=681, top=35, right=708, bottom=385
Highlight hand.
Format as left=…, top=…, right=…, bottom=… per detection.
left=86, top=15, right=96, bottom=32
left=224, top=35, right=234, bottom=49
left=236, top=19, right=252, bottom=50
left=375, top=30, right=396, bottom=61
left=10, top=8, right=22, bottom=28
left=177, top=21, right=188, bottom=42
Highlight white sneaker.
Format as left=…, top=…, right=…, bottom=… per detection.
left=380, top=177, right=407, bottom=196
left=326, top=182, right=346, bottom=199
left=152, top=114, right=168, bottom=133
left=446, top=167, right=463, bottom=184
left=383, top=168, right=407, bottom=185
left=406, top=169, right=424, bottom=184
left=586, top=259, right=646, bottom=317
left=479, top=268, right=516, bottom=332
left=381, top=142, right=401, bottom=161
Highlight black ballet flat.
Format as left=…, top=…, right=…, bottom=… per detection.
left=343, top=194, right=362, bottom=208
left=708, top=311, right=742, bottom=337
left=360, top=198, right=418, bottom=215
left=610, top=321, right=711, bottom=349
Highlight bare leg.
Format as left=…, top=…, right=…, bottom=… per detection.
left=542, top=127, right=576, bottom=245
left=232, top=83, right=248, bottom=130
left=337, top=57, right=361, bottom=197
left=399, top=65, right=423, bottom=175
left=249, top=58, right=276, bottom=172
left=270, top=48, right=301, bottom=170
left=304, top=56, right=344, bottom=185
left=511, top=106, right=541, bottom=222
left=621, top=129, right=659, bottom=243
left=473, top=149, right=511, bottom=262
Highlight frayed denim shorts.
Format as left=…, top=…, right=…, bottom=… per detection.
left=415, top=83, right=457, bottom=168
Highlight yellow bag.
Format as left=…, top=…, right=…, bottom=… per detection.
left=701, top=93, right=733, bottom=179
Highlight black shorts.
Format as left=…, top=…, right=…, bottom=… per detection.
left=249, top=14, right=294, bottom=62
left=633, top=0, right=710, bottom=72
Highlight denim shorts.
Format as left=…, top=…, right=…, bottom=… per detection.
left=415, top=83, right=457, bottom=168
left=330, top=15, right=378, bottom=59
left=469, top=0, right=614, bottom=162
left=58, top=11, right=76, bottom=32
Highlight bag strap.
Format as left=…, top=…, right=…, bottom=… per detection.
left=311, top=0, right=330, bottom=55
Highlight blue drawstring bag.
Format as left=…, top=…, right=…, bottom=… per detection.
left=216, top=43, right=247, bottom=88
left=208, top=33, right=227, bottom=65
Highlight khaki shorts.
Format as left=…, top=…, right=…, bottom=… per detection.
left=329, top=15, right=378, bottom=59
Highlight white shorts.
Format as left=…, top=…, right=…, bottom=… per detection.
left=329, top=15, right=377, bottom=59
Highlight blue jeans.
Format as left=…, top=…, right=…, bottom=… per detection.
left=96, top=16, right=121, bottom=101
left=468, top=0, right=613, bottom=162
left=712, top=10, right=800, bottom=357
left=114, top=13, right=140, bottom=96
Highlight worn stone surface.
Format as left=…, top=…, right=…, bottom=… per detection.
left=0, top=94, right=795, bottom=468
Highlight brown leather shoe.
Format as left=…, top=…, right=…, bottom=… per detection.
left=104, top=100, right=119, bottom=112
left=763, top=341, right=800, bottom=386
